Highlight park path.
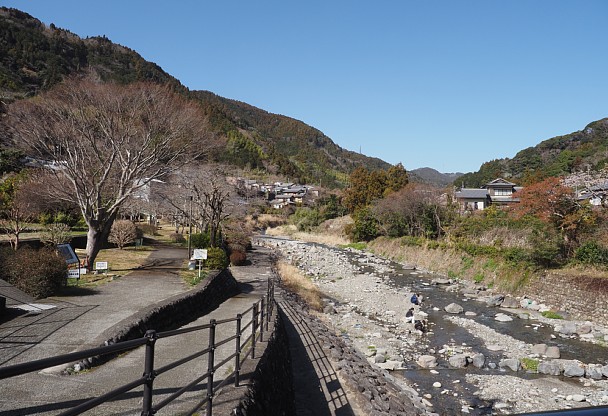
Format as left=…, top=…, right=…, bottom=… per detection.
left=0, top=242, right=357, bottom=415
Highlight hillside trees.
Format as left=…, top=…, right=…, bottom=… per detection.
left=342, top=164, right=409, bottom=213
left=511, top=177, right=595, bottom=256
left=7, top=76, right=210, bottom=266
left=0, top=173, right=38, bottom=249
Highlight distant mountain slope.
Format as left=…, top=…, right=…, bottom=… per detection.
left=457, top=118, right=608, bottom=187
left=410, top=167, right=463, bottom=187
left=0, top=7, right=390, bottom=187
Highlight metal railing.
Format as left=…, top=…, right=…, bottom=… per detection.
left=0, top=277, right=275, bottom=416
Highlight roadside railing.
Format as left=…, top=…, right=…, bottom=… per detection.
left=0, top=277, right=275, bottom=416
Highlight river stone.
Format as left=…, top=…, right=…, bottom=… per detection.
left=499, top=358, right=520, bottom=372
left=487, top=344, right=503, bottom=351
left=577, top=323, right=593, bottom=335
left=501, top=297, right=520, bottom=308
left=486, top=294, right=505, bottom=307
left=471, top=353, right=485, bottom=368
left=586, top=364, right=604, bottom=380
left=545, top=346, right=561, bottom=359
left=495, top=313, right=513, bottom=322
left=433, top=382, right=442, bottom=388
left=531, top=344, right=548, bottom=355
left=602, top=365, right=608, bottom=378
left=518, top=312, right=530, bottom=320
left=563, top=362, right=585, bottom=377
left=538, top=361, right=562, bottom=376
left=465, top=311, right=477, bottom=317
left=448, top=354, right=468, bottom=368
left=445, top=303, right=464, bottom=314
left=556, top=322, right=578, bottom=335
left=374, top=354, right=386, bottom=364
left=571, top=394, right=586, bottom=402
left=376, top=348, right=387, bottom=357
left=417, top=355, right=438, bottom=368
left=432, top=278, right=450, bottom=285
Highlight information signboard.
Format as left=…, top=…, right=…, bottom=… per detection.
left=192, top=249, right=208, bottom=260
left=96, top=261, right=108, bottom=271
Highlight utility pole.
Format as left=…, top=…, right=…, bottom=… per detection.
left=187, top=195, right=193, bottom=259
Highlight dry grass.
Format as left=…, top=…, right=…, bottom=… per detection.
left=265, top=218, right=351, bottom=247
left=368, top=236, right=534, bottom=292
left=277, top=261, right=323, bottom=311
left=75, top=246, right=153, bottom=285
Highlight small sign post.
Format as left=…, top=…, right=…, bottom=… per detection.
left=58, top=243, right=82, bottom=281
left=96, top=261, right=109, bottom=274
left=192, top=249, right=208, bottom=279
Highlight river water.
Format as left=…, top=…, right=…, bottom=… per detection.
left=341, top=246, right=608, bottom=415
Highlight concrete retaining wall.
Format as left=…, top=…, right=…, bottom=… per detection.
left=525, top=273, right=608, bottom=326
left=70, top=268, right=239, bottom=371
left=233, top=312, right=295, bottom=416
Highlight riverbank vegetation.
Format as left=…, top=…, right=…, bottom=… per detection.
left=276, top=260, right=323, bottom=311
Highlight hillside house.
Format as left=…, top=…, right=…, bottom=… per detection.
left=455, top=178, right=522, bottom=212
left=577, top=182, right=608, bottom=206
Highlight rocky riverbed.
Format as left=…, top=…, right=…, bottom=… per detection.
left=257, top=235, right=608, bottom=415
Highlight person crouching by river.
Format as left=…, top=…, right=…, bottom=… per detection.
left=406, top=307, right=415, bottom=324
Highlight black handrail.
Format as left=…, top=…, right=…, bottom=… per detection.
left=0, top=277, right=276, bottom=416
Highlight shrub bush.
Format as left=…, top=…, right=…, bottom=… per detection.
left=574, top=241, right=608, bottom=266
left=190, top=232, right=210, bottom=249
left=0, top=246, right=67, bottom=298
left=229, top=250, right=247, bottom=266
left=206, top=247, right=229, bottom=270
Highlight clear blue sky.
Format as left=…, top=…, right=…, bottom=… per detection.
left=3, top=1, right=608, bottom=173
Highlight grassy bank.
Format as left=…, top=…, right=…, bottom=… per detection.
left=368, top=236, right=534, bottom=292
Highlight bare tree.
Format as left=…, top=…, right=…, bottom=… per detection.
left=109, top=220, right=137, bottom=249
left=7, top=75, right=211, bottom=266
left=0, top=174, right=39, bottom=250
left=161, top=166, right=234, bottom=247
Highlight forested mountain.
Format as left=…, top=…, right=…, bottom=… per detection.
left=409, top=167, right=463, bottom=188
left=458, top=118, right=608, bottom=188
left=0, top=7, right=389, bottom=187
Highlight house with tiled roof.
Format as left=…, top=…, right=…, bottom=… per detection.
left=454, top=178, right=522, bottom=212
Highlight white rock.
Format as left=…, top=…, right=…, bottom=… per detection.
left=433, top=382, right=442, bottom=388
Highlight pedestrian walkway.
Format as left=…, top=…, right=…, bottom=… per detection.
left=279, top=297, right=355, bottom=416
left=0, top=243, right=271, bottom=415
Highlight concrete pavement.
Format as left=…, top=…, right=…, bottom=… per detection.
left=0, top=243, right=274, bottom=415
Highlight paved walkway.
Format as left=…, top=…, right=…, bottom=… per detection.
left=0, top=243, right=273, bottom=415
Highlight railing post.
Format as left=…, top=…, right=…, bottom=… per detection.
left=207, top=319, right=216, bottom=416
left=251, top=303, right=258, bottom=359
left=141, top=330, right=157, bottom=416
left=260, top=297, right=265, bottom=342
left=234, top=314, right=242, bottom=387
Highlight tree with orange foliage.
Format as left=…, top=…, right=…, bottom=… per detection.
left=512, top=177, right=594, bottom=255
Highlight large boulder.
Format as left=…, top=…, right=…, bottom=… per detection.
left=471, top=353, right=485, bottom=368
left=538, top=361, right=562, bottom=376
left=555, top=322, right=577, bottom=335
left=448, top=354, right=468, bottom=368
left=545, top=346, right=561, bottom=359
left=485, top=294, right=505, bottom=307
left=586, top=364, right=604, bottom=380
left=444, top=303, right=464, bottom=314
left=495, top=313, right=513, bottom=322
left=499, top=358, right=520, bottom=372
left=563, top=361, right=585, bottom=378
left=501, top=297, right=520, bottom=309
left=531, top=344, right=548, bottom=355
left=417, top=355, right=438, bottom=368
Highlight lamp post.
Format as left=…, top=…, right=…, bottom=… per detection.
left=187, top=196, right=193, bottom=260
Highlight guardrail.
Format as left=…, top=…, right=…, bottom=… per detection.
left=0, top=277, right=275, bottom=416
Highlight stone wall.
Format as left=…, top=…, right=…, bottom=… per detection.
left=233, top=312, right=296, bottom=416
left=70, top=268, right=240, bottom=371
left=525, top=272, right=608, bottom=326
left=235, top=290, right=429, bottom=416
